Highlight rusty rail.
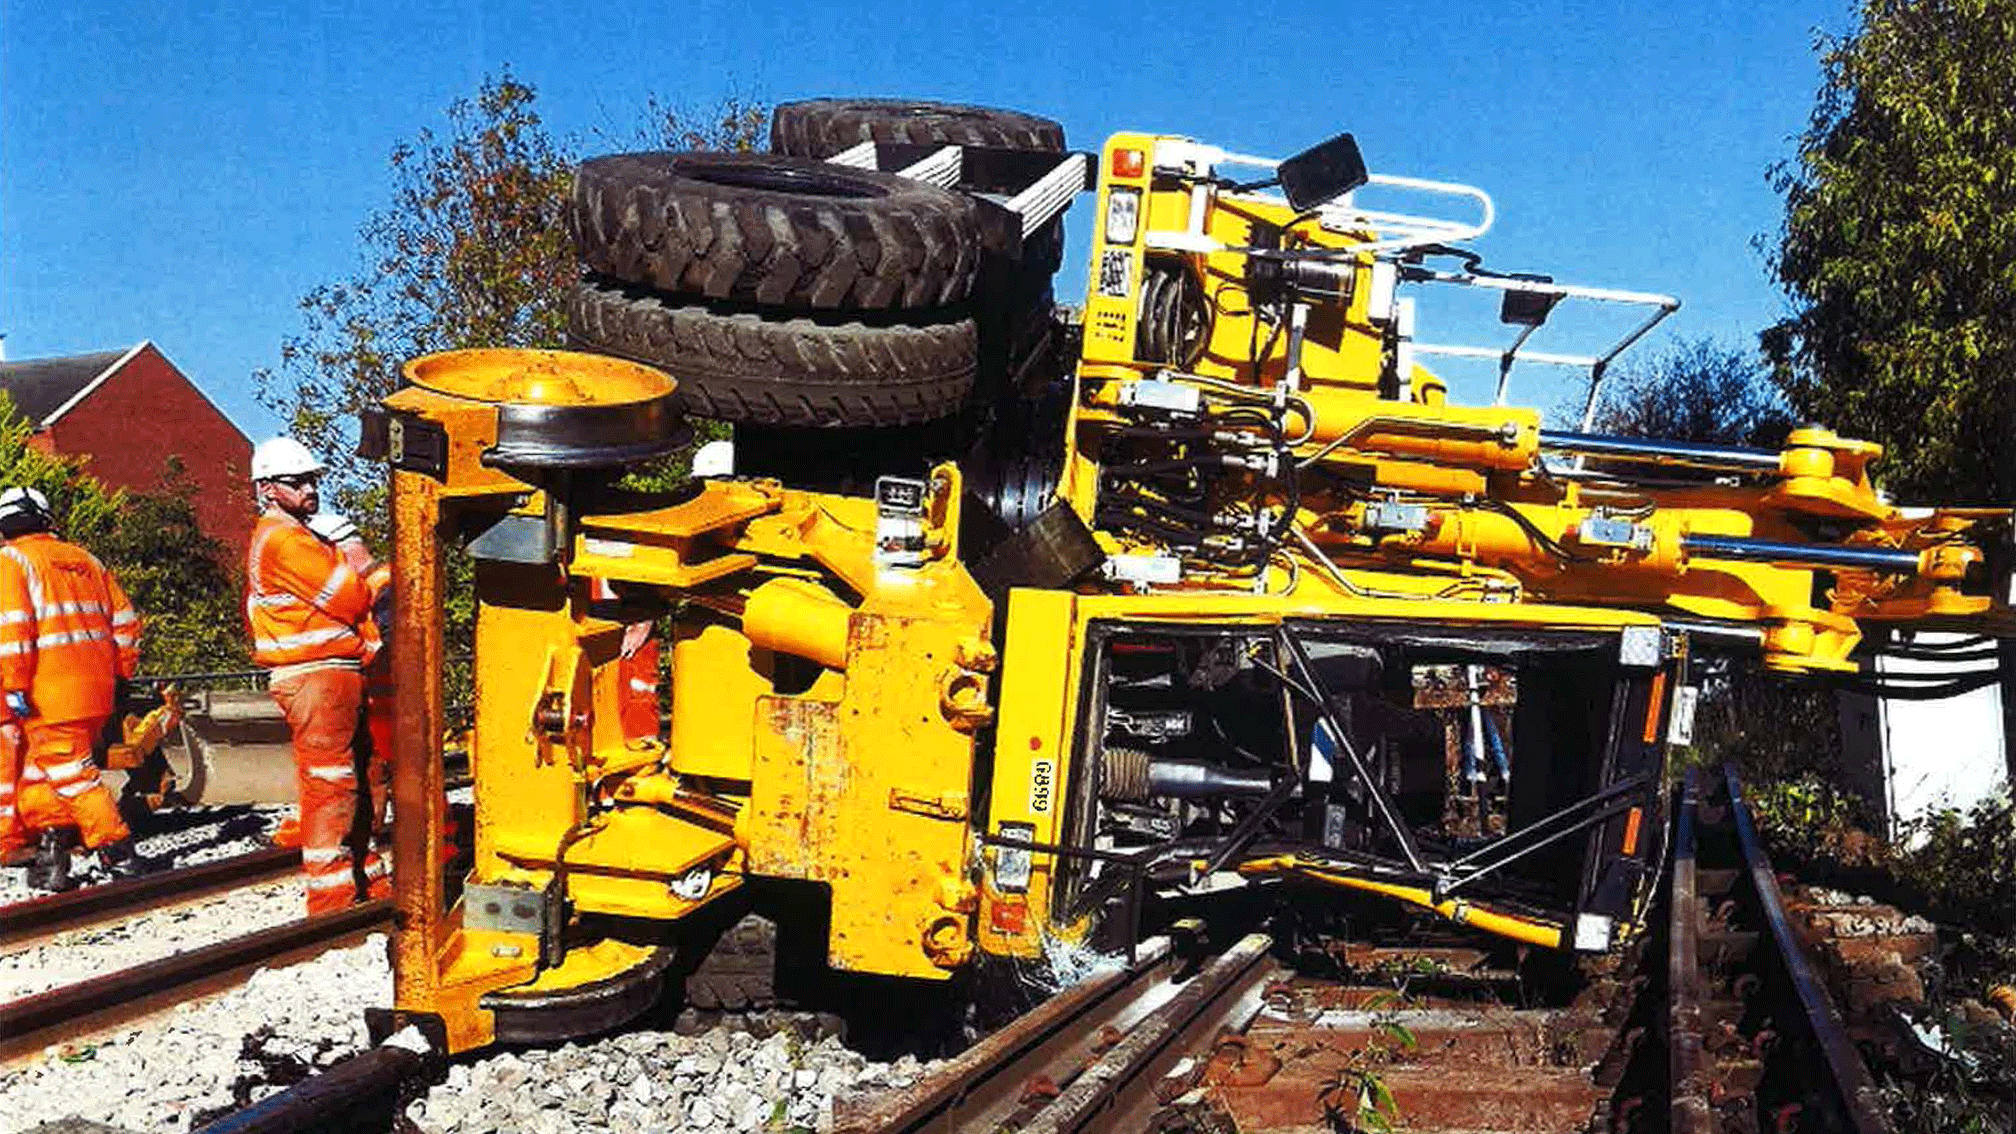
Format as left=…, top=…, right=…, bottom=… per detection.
left=838, top=930, right=1275, bottom=1134
left=1665, top=766, right=1893, bottom=1133
left=1724, top=764, right=1892, bottom=1133
left=0, top=846, right=301, bottom=949
left=1668, top=772, right=1714, bottom=1134
left=1019, top=933, right=1275, bottom=1134
left=0, top=898, right=392, bottom=1057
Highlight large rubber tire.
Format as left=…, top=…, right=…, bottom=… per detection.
left=570, top=152, right=981, bottom=311
left=568, top=276, right=977, bottom=428
left=771, top=98, right=1066, bottom=159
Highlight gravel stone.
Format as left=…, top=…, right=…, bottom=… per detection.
left=0, top=803, right=291, bottom=906
left=406, top=1023, right=941, bottom=1133
left=0, top=933, right=390, bottom=1133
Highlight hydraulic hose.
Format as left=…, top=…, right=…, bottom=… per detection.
left=1240, top=856, right=1566, bottom=949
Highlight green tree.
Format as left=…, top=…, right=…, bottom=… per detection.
left=254, top=72, right=764, bottom=712
left=257, top=70, right=765, bottom=510
left=1763, top=0, right=2016, bottom=505
left=0, top=394, right=247, bottom=674
left=78, top=460, right=249, bottom=675
left=1591, top=337, right=1794, bottom=448
left=1587, top=342, right=1843, bottom=779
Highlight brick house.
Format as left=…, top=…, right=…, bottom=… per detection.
left=0, top=341, right=254, bottom=555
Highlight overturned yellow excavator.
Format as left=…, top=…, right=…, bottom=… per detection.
left=358, top=100, right=2013, bottom=1054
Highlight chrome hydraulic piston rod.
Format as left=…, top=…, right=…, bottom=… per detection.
left=1681, top=534, right=1923, bottom=574
left=1537, top=430, right=1785, bottom=473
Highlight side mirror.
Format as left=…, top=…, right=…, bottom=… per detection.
left=1277, top=132, right=1369, bottom=212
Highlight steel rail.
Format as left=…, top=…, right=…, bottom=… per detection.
left=0, top=898, right=392, bottom=1056
left=1018, top=932, right=1276, bottom=1134
left=1667, top=772, right=1714, bottom=1134
left=1724, top=766, right=1894, bottom=1134
left=833, top=936, right=1178, bottom=1134
left=0, top=846, right=301, bottom=949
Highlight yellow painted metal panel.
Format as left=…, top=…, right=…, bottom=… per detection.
left=977, top=589, right=1081, bottom=958
left=666, top=623, right=762, bottom=782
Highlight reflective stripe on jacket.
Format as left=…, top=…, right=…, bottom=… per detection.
left=245, top=512, right=382, bottom=669
left=0, top=533, right=141, bottom=724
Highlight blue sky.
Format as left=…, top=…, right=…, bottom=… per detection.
left=2, top=0, right=1850, bottom=438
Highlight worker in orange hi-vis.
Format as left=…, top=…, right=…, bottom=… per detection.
left=244, top=438, right=392, bottom=915
left=0, top=486, right=147, bottom=892
left=588, top=577, right=661, bottom=743
left=0, top=721, right=29, bottom=868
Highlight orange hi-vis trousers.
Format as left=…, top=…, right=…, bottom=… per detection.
left=362, top=657, right=393, bottom=837
left=271, top=667, right=390, bottom=915
left=7, top=717, right=130, bottom=851
left=0, top=724, right=23, bottom=855
left=619, top=638, right=661, bottom=743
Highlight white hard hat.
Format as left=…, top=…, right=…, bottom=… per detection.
left=0, top=486, right=52, bottom=526
left=251, top=437, right=326, bottom=481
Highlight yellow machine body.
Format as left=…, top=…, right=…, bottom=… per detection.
left=375, top=128, right=2011, bottom=1056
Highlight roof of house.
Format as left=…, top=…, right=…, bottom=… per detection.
left=0, top=343, right=146, bottom=427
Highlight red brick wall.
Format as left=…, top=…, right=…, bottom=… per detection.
left=42, top=344, right=255, bottom=559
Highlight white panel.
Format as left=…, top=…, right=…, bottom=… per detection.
left=1875, top=633, right=2009, bottom=844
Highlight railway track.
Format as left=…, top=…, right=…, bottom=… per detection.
left=1661, top=766, right=1894, bottom=1134
left=177, top=764, right=1916, bottom=1134
left=0, top=845, right=302, bottom=951
left=1, top=897, right=392, bottom=1061
left=836, top=930, right=1279, bottom=1134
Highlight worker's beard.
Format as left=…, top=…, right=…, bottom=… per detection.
left=258, top=486, right=318, bottom=520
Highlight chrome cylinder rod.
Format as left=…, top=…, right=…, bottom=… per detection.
left=1538, top=430, right=1784, bottom=473
left=1681, top=534, right=1922, bottom=574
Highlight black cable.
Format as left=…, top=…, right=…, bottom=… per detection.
left=1095, top=507, right=1206, bottom=549
left=1110, top=424, right=1217, bottom=440
left=1103, top=487, right=1220, bottom=527
left=1833, top=671, right=2004, bottom=700
left=1476, top=498, right=1592, bottom=563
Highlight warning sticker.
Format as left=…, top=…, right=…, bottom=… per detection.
left=1097, top=249, right=1132, bottom=298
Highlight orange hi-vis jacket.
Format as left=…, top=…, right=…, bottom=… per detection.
left=245, top=512, right=384, bottom=673
left=0, top=533, right=141, bottom=724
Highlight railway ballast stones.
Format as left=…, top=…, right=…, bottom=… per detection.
left=0, top=934, right=388, bottom=1133
left=406, top=1024, right=935, bottom=1134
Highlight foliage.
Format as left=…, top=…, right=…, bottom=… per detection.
left=1901, top=794, right=2016, bottom=939
left=257, top=71, right=577, bottom=508
left=254, top=73, right=764, bottom=708
left=1742, top=773, right=1888, bottom=869
left=74, top=461, right=249, bottom=675
left=1763, top=0, right=2016, bottom=504
left=0, top=395, right=247, bottom=674
left=1590, top=337, right=1794, bottom=448
left=257, top=70, right=766, bottom=514
left=1587, top=340, right=1844, bottom=777
left=1748, top=773, right=2016, bottom=1129
left=1685, top=658, right=1846, bottom=784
